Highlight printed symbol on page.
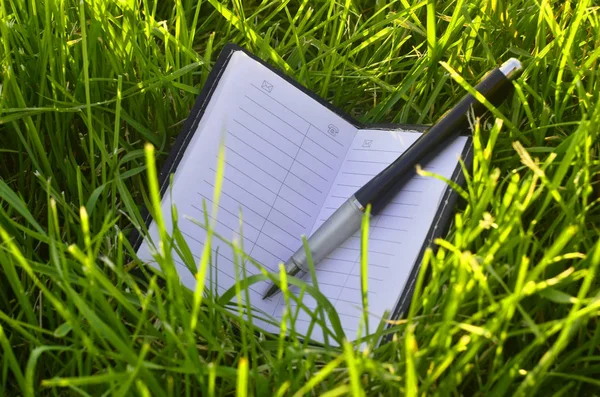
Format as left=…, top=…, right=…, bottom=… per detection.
left=327, top=124, right=339, bottom=137
left=362, top=140, right=373, bottom=148
left=261, top=80, right=273, bottom=93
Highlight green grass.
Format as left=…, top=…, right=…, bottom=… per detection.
left=1, top=0, right=599, bottom=395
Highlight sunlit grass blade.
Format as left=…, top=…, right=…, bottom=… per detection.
left=0, top=0, right=599, bottom=395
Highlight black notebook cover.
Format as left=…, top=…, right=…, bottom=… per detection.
left=131, top=43, right=473, bottom=330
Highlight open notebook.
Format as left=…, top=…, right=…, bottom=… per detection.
left=135, top=44, right=472, bottom=342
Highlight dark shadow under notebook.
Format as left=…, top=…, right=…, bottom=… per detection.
left=134, top=43, right=472, bottom=343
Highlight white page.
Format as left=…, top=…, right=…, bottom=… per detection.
left=269, top=129, right=468, bottom=340
left=135, top=51, right=357, bottom=320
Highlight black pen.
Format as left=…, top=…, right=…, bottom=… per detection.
left=263, top=59, right=523, bottom=300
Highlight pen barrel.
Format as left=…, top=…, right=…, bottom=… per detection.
left=355, top=68, right=511, bottom=214
left=288, top=197, right=364, bottom=273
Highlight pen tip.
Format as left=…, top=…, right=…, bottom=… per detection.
left=262, top=283, right=279, bottom=300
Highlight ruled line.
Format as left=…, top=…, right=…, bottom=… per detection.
left=191, top=201, right=262, bottom=232
left=336, top=297, right=372, bottom=306
left=276, top=195, right=312, bottom=217
left=312, top=125, right=345, bottom=147
left=233, top=117, right=336, bottom=182
left=294, top=160, right=328, bottom=181
left=218, top=160, right=281, bottom=195
left=387, top=201, right=419, bottom=207
left=300, top=148, right=334, bottom=170
left=185, top=214, right=253, bottom=246
left=371, top=225, right=408, bottom=232
left=181, top=228, right=272, bottom=278
left=250, top=82, right=344, bottom=148
left=352, top=148, right=404, bottom=153
left=324, top=257, right=358, bottom=264
left=203, top=180, right=267, bottom=219
left=377, top=213, right=414, bottom=220
left=333, top=185, right=423, bottom=194
left=282, top=183, right=318, bottom=206
left=244, top=96, right=304, bottom=135
left=367, top=263, right=389, bottom=269
left=335, top=246, right=395, bottom=256
left=349, top=225, right=409, bottom=236
left=347, top=159, right=394, bottom=164
left=232, top=119, right=295, bottom=160
left=177, top=232, right=263, bottom=295
left=271, top=204, right=307, bottom=229
left=348, top=236, right=402, bottom=245
left=317, top=267, right=384, bottom=281
left=224, top=142, right=287, bottom=180
left=209, top=168, right=275, bottom=208
left=341, top=171, right=377, bottom=177
left=258, top=231, right=295, bottom=255
left=304, top=133, right=340, bottom=159
left=251, top=242, right=286, bottom=266
left=239, top=106, right=302, bottom=149
left=287, top=171, right=323, bottom=194
left=250, top=83, right=318, bottom=128
left=265, top=219, right=301, bottom=243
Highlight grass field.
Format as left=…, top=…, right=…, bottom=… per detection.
left=1, top=0, right=599, bottom=395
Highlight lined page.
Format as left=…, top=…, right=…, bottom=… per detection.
left=270, top=129, right=468, bottom=339
left=136, top=51, right=357, bottom=318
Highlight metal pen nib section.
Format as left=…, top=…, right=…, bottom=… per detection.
left=263, top=260, right=302, bottom=299
left=262, top=196, right=365, bottom=299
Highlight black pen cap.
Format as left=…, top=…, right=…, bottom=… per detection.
left=355, top=59, right=523, bottom=214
